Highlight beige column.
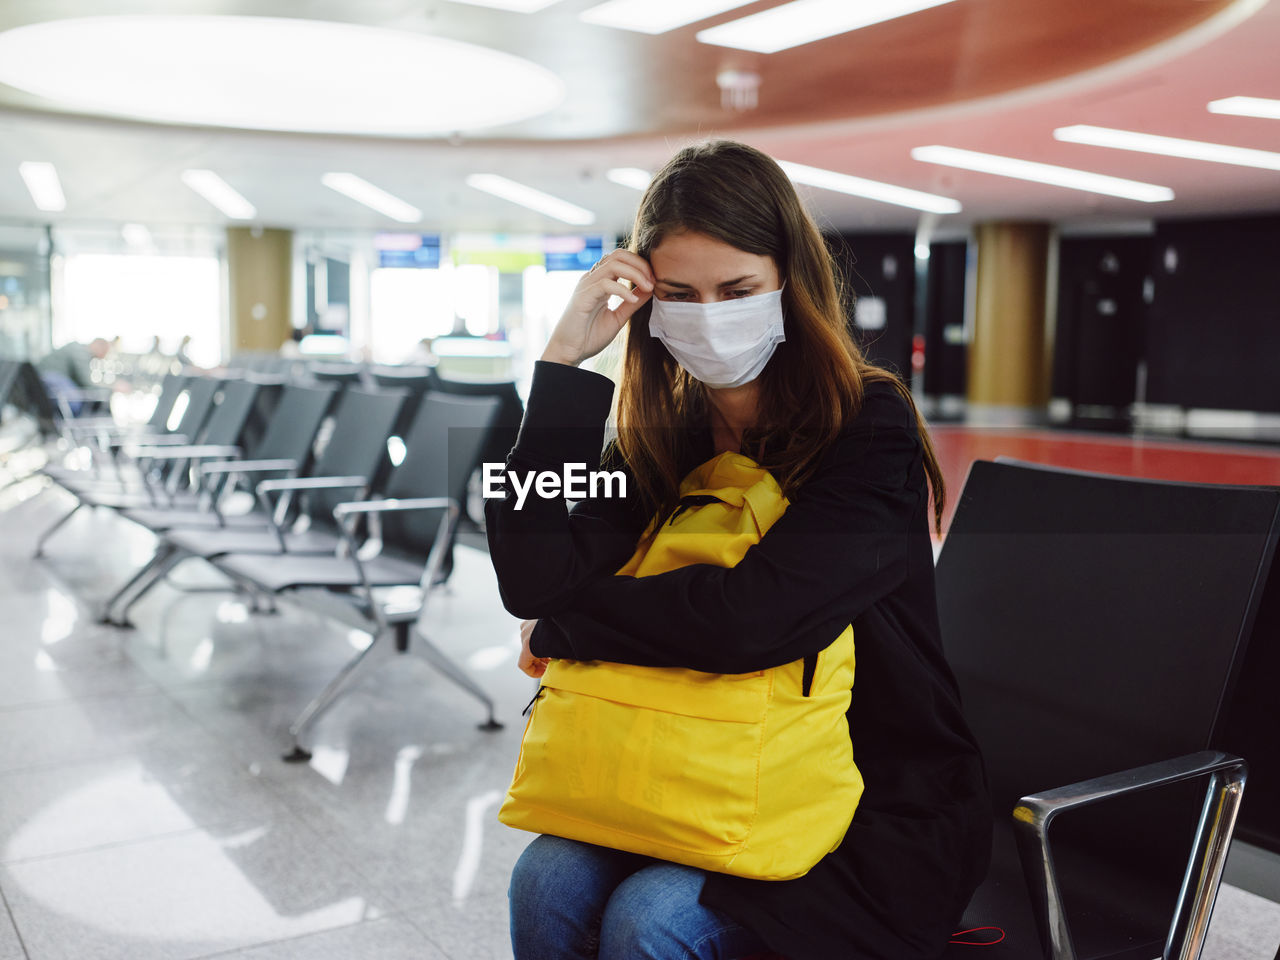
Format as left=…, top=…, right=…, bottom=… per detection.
left=967, top=222, right=1051, bottom=425
left=226, top=227, right=292, bottom=353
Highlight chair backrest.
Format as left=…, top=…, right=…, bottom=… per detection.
left=12, top=362, right=62, bottom=436
left=936, top=459, right=1280, bottom=953
left=147, top=373, right=190, bottom=430
left=367, top=367, right=439, bottom=452
left=301, top=386, right=407, bottom=527
left=199, top=378, right=263, bottom=446
left=379, top=391, right=500, bottom=553
left=308, top=361, right=366, bottom=385
left=430, top=375, right=523, bottom=480
left=248, top=382, right=338, bottom=466
left=169, top=376, right=222, bottom=440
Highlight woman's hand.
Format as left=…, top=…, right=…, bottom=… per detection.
left=541, top=250, right=655, bottom=367
left=518, top=619, right=550, bottom=678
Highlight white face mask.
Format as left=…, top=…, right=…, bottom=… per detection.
left=648, top=288, right=786, bottom=389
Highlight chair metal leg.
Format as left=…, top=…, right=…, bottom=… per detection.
left=99, top=541, right=180, bottom=624
left=283, top=626, right=396, bottom=763
left=33, top=501, right=82, bottom=557
left=1168, top=765, right=1247, bottom=960
left=107, top=545, right=187, bottom=627
left=409, top=624, right=503, bottom=731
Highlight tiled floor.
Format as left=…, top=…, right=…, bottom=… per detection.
left=1, top=478, right=533, bottom=959
left=2, top=460, right=1279, bottom=959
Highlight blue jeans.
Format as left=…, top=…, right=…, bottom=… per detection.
left=509, top=835, right=772, bottom=960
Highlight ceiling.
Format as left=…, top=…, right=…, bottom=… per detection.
left=0, top=0, right=1278, bottom=238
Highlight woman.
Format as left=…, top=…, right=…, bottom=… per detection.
left=486, top=140, right=990, bottom=960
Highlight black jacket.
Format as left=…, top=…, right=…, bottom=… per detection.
left=486, top=360, right=991, bottom=960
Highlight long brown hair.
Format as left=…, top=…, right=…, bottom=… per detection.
left=615, top=139, right=946, bottom=533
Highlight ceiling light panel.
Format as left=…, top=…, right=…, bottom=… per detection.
left=1207, top=96, right=1280, bottom=120
left=18, top=161, right=66, bottom=212
left=322, top=173, right=422, bottom=223
left=580, top=0, right=758, bottom=35
left=465, top=175, right=596, bottom=225
left=697, top=0, right=959, bottom=54
left=181, top=170, right=257, bottom=220
left=0, top=16, right=564, bottom=136
left=778, top=160, right=962, bottom=214
left=443, top=0, right=564, bottom=10
left=606, top=168, right=653, bottom=190
left=1055, top=124, right=1280, bottom=170
left=910, top=146, right=1175, bottom=202
left=122, top=223, right=155, bottom=249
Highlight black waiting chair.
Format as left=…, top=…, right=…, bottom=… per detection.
left=209, top=390, right=503, bottom=759
left=101, top=386, right=408, bottom=627
left=936, top=459, right=1280, bottom=960
left=430, top=374, right=523, bottom=527
left=111, top=382, right=338, bottom=535
left=95, top=382, right=339, bottom=623
left=34, top=376, right=233, bottom=555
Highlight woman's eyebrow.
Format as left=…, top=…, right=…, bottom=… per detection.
left=656, top=274, right=758, bottom=288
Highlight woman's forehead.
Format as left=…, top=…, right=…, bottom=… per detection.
left=650, top=230, right=777, bottom=283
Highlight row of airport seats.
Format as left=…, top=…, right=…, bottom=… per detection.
left=17, top=364, right=514, bottom=761
left=227, top=353, right=524, bottom=522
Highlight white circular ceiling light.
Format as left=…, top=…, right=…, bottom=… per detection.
left=0, top=16, right=566, bottom=136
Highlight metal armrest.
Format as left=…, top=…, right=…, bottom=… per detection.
left=127, top=444, right=242, bottom=461
left=257, top=476, right=370, bottom=494
left=197, top=458, right=297, bottom=477
left=108, top=433, right=192, bottom=451
left=1013, top=749, right=1247, bottom=960
left=329, top=497, right=460, bottom=631
left=254, top=476, right=370, bottom=551
left=332, top=497, right=455, bottom=518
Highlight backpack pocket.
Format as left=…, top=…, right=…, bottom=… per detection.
left=502, top=660, right=772, bottom=859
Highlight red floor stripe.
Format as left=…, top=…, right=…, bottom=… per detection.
left=930, top=426, right=1280, bottom=536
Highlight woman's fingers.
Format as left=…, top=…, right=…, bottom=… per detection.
left=518, top=619, right=549, bottom=677
left=542, top=250, right=655, bottom=365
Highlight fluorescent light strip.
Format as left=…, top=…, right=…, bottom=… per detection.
left=910, top=145, right=1174, bottom=202
left=778, top=160, right=962, bottom=214
left=181, top=169, right=257, bottom=220
left=443, top=0, right=563, bottom=11
left=606, top=167, right=653, bottom=190
left=1208, top=96, right=1280, bottom=120
left=1055, top=124, right=1280, bottom=171
left=322, top=172, right=421, bottom=223
left=122, top=223, right=155, bottom=249
left=465, top=174, right=595, bottom=225
left=18, top=161, right=66, bottom=212
left=697, top=0, right=959, bottom=54
left=580, top=0, right=757, bottom=35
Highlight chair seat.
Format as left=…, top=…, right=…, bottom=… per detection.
left=165, top=526, right=343, bottom=558
left=215, top=551, right=426, bottom=591
left=121, top=506, right=267, bottom=532
left=943, top=818, right=1179, bottom=960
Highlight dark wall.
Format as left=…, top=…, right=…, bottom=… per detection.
left=1146, top=214, right=1280, bottom=413
left=827, top=233, right=915, bottom=378
left=1053, top=235, right=1151, bottom=416
left=922, top=240, right=968, bottom=398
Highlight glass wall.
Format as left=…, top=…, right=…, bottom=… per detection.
left=49, top=225, right=224, bottom=368
left=0, top=225, right=52, bottom=360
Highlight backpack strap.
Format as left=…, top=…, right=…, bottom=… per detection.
left=802, top=654, right=817, bottom=697
left=666, top=494, right=725, bottom=526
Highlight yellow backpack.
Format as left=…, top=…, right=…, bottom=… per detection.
left=498, top=451, right=862, bottom=881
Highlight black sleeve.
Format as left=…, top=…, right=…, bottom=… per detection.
left=484, top=361, right=649, bottom=618
left=530, top=386, right=926, bottom=674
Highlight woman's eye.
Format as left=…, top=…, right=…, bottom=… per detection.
left=662, top=292, right=692, bottom=301
left=729, top=289, right=754, bottom=298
